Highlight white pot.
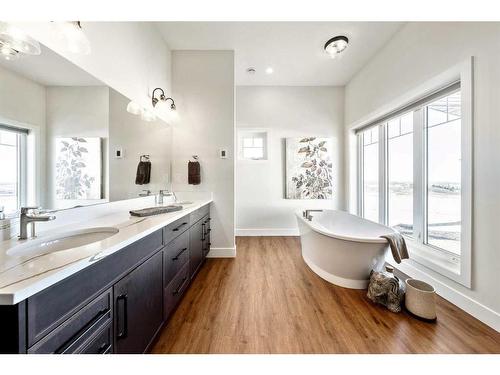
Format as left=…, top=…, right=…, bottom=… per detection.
left=405, top=278, right=437, bottom=321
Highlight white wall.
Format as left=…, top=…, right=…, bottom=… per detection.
left=171, top=51, right=235, bottom=255
left=345, top=22, right=500, bottom=330
left=236, top=86, right=345, bottom=235
left=108, top=88, right=172, bottom=201
left=15, top=22, right=172, bottom=118
left=45, top=86, right=109, bottom=209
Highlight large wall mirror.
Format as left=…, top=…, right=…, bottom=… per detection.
left=0, top=43, right=172, bottom=214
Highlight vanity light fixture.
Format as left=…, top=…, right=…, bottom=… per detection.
left=0, top=22, right=41, bottom=61
left=53, top=21, right=91, bottom=55
left=126, top=100, right=142, bottom=115
left=324, top=35, right=349, bottom=59
left=151, top=87, right=176, bottom=111
left=140, top=108, right=157, bottom=122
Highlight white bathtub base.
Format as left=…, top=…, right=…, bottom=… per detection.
left=302, top=253, right=369, bottom=289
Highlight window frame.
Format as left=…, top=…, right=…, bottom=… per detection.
left=355, top=59, right=473, bottom=288
left=0, top=124, right=28, bottom=215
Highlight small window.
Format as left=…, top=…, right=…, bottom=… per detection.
left=238, top=131, right=268, bottom=161
left=0, top=125, right=28, bottom=214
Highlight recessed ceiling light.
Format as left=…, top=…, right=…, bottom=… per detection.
left=265, top=67, right=274, bottom=74
left=246, top=67, right=256, bottom=75
left=324, top=35, right=349, bottom=59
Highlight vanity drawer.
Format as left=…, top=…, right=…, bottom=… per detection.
left=189, top=204, right=210, bottom=225
left=28, top=289, right=112, bottom=354
left=78, top=323, right=112, bottom=354
left=164, top=262, right=190, bottom=319
left=26, top=229, right=162, bottom=347
left=164, top=230, right=190, bottom=286
left=163, top=216, right=190, bottom=244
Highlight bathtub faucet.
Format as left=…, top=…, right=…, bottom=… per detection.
left=303, top=209, right=323, bottom=221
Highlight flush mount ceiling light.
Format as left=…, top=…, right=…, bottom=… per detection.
left=324, top=35, right=349, bottom=59
left=265, top=67, right=274, bottom=74
left=0, top=22, right=41, bottom=61
left=151, top=87, right=176, bottom=111
left=246, top=67, right=256, bottom=75
left=52, top=21, right=91, bottom=55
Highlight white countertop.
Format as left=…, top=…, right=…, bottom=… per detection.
left=0, top=198, right=212, bottom=305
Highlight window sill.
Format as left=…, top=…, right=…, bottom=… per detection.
left=386, top=238, right=470, bottom=287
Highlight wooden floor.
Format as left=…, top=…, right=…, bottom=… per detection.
left=151, top=236, right=500, bottom=354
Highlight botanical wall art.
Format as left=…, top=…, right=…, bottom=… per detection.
left=55, top=137, right=102, bottom=200
left=285, top=137, right=333, bottom=199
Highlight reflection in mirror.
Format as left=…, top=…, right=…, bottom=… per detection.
left=0, top=43, right=172, bottom=215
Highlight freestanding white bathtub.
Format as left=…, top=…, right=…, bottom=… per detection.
left=296, top=209, right=395, bottom=289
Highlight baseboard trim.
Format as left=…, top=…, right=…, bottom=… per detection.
left=394, top=260, right=500, bottom=332
left=235, top=228, right=299, bottom=236
left=206, top=247, right=236, bottom=258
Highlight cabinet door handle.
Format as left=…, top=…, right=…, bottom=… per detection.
left=202, top=224, right=206, bottom=241
left=116, top=294, right=128, bottom=340
left=172, top=247, right=188, bottom=261
left=172, top=222, right=188, bottom=232
left=172, top=277, right=187, bottom=296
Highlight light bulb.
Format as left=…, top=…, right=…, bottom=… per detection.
left=0, top=22, right=41, bottom=57
left=141, top=108, right=157, bottom=122
left=265, top=67, right=274, bottom=74
left=53, top=21, right=91, bottom=55
left=126, top=100, right=142, bottom=115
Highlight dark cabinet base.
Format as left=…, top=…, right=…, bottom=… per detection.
left=0, top=203, right=211, bottom=354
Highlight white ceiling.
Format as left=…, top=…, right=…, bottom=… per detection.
left=0, top=44, right=103, bottom=86
left=155, top=22, right=404, bottom=86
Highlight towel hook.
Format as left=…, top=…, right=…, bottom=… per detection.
left=140, top=154, right=150, bottom=162
left=192, top=155, right=199, bottom=161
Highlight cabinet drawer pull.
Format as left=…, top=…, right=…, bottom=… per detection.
left=116, top=294, right=128, bottom=340
left=172, top=277, right=187, bottom=296
left=172, top=222, right=188, bottom=232
left=57, top=308, right=110, bottom=354
left=172, top=247, right=188, bottom=261
left=98, top=343, right=111, bottom=354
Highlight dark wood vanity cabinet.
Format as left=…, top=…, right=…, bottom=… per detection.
left=0, top=203, right=211, bottom=354
left=114, top=251, right=163, bottom=354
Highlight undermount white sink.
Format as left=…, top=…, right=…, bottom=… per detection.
left=7, top=227, right=119, bottom=258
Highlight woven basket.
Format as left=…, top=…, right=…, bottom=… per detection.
left=405, top=278, right=437, bottom=321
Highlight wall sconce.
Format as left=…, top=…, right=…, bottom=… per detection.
left=0, top=22, right=41, bottom=61
left=151, top=87, right=176, bottom=111
left=52, top=21, right=91, bottom=55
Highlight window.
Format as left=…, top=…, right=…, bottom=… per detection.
left=357, top=82, right=470, bottom=283
left=360, top=126, right=379, bottom=223
left=238, top=131, right=268, bottom=161
left=0, top=125, right=28, bottom=215
left=387, top=112, right=413, bottom=237
left=426, top=91, right=461, bottom=254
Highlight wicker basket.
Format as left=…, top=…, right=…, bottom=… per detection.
left=405, top=278, right=437, bottom=321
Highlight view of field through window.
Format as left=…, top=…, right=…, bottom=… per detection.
left=360, top=91, right=461, bottom=256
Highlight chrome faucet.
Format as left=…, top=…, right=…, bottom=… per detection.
left=139, top=189, right=152, bottom=197
left=19, top=207, right=56, bottom=240
left=157, top=190, right=177, bottom=205
left=303, top=209, right=323, bottom=221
